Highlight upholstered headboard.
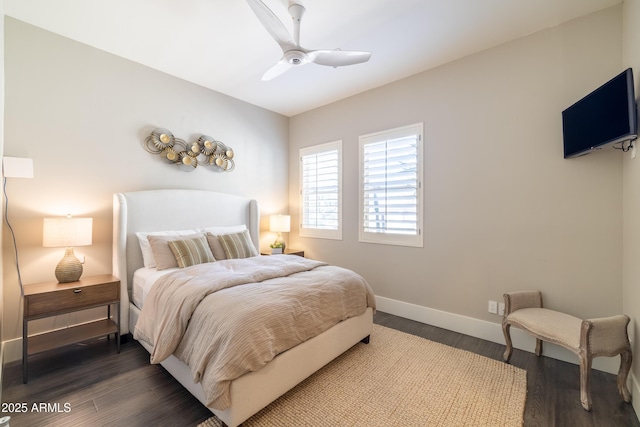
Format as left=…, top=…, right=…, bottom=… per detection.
left=112, top=189, right=259, bottom=334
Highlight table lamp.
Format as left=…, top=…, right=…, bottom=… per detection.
left=43, top=216, right=92, bottom=283
left=269, top=214, right=290, bottom=251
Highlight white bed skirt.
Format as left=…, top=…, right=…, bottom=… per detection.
left=130, top=304, right=374, bottom=427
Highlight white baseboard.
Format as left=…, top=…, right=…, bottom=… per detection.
left=375, top=295, right=619, bottom=374
left=3, top=296, right=634, bottom=420
left=1, top=296, right=626, bottom=376
left=3, top=337, right=20, bottom=364
left=631, top=371, right=640, bottom=416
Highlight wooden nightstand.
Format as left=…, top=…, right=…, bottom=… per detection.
left=22, top=274, right=120, bottom=383
left=261, top=249, right=305, bottom=257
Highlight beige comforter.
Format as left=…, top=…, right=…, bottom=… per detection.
left=134, top=255, right=375, bottom=410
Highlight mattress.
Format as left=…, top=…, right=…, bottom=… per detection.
left=132, top=267, right=176, bottom=308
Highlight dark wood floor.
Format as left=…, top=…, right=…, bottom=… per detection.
left=2, top=311, right=639, bottom=426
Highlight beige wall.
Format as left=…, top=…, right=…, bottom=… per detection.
left=2, top=18, right=289, bottom=346
left=0, top=0, right=5, bottom=402
left=290, top=7, right=624, bottom=325
left=2, top=1, right=636, bottom=398
left=622, top=0, right=640, bottom=414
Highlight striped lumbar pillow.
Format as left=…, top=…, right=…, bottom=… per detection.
left=218, top=230, right=258, bottom=259
left=168, top=235, right=215, bottom=268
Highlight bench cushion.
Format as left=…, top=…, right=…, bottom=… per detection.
left=507, top=307, right=582, bottom=352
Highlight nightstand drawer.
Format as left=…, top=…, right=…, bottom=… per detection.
left=25, top=282, right=118, bottom=318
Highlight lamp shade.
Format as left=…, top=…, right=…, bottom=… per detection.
left=2, top=157, right=34, bottom=178
left=270, top=214, right=290, bottom=233
left=43, top=217, right=93, bottom=248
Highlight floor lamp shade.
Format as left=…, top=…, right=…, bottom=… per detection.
left=43, top=217, right=92, bottom=283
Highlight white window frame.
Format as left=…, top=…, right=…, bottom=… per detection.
left=299, top=140, right=342, bottom=240
left=359, top=123, right=423, bottom=247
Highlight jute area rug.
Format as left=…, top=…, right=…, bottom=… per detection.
left=198, top=324, right=527, bottom=427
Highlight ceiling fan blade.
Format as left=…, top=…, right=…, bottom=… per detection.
left=248, top=1, right=373, bottom=80
left=308, top=50, right=372, bottom=67
left=246, top=0, right=296, bottom=51
left=262, top=59, right=295, bottom=81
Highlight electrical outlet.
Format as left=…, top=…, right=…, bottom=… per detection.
left=498, top=302, right=505, bottom=316
left=488, top=300, right=498, bottom=314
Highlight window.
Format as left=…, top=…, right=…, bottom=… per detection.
left=359, top=123, right=423, bottom=247
left=299, top=141, right=342, bottom=240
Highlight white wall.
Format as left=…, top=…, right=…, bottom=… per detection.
left=1, top=18, right=289, bottom=355
left=622, top=0, right=640, bottom=415
left=290, top=6, right=624, bottom=361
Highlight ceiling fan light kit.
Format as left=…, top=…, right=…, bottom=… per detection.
left=284, top=50, right=309, bottom=66
left=246, top=0, right=372, bottom=80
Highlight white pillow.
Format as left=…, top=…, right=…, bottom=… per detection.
left=199, top=225, right=247, bottom=235
left=136, top=229, right=200, bottom=268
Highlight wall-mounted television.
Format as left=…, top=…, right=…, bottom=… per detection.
left=562, top=68, right=638, bottom=158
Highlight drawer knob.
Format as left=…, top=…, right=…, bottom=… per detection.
left=73, top=289, right=82, bottom=294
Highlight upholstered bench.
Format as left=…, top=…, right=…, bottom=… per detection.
left=502, top=290, right=632, bottom=411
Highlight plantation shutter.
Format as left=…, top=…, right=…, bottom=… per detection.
left=359, top=123, right=423, bottom=247
left=300, top=141, right=342, bottom=239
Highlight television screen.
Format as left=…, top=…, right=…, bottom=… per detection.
left=562, top=68, right=637, bottom=158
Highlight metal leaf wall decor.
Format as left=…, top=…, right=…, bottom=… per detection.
left=143, top=128, right=235, bottom=172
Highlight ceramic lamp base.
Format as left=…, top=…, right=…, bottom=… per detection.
left=55, top=247, right=83, bottom=283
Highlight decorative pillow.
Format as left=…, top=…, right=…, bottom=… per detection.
left=205, top=233, right=227, bottom=260
left=148, top=233, right=204, bottom=270
left=136, top=229, right=199, bottom=268
left=217, top=230, right=259, bottom=259
left=168, top=235, right=215, bottom=268
left=202, top=226, right=247, bottom=260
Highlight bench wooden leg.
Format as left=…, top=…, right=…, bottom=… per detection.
left=502, top=322, right=513, bottom=362
left=618, top=347, right=633, bottom=403
left=502, top=321, right=543, bottom=359
left=535, top=338, right=543, bottom=357
left=579, top=352, right=593, bottom=411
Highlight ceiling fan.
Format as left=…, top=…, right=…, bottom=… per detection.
left=246, top=0, right=372, bottom=81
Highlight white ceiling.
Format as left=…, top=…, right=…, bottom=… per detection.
left=4, top=0, right=621, bottom=117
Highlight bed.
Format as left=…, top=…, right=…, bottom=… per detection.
left=112, top=189, right=375, bottom=427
